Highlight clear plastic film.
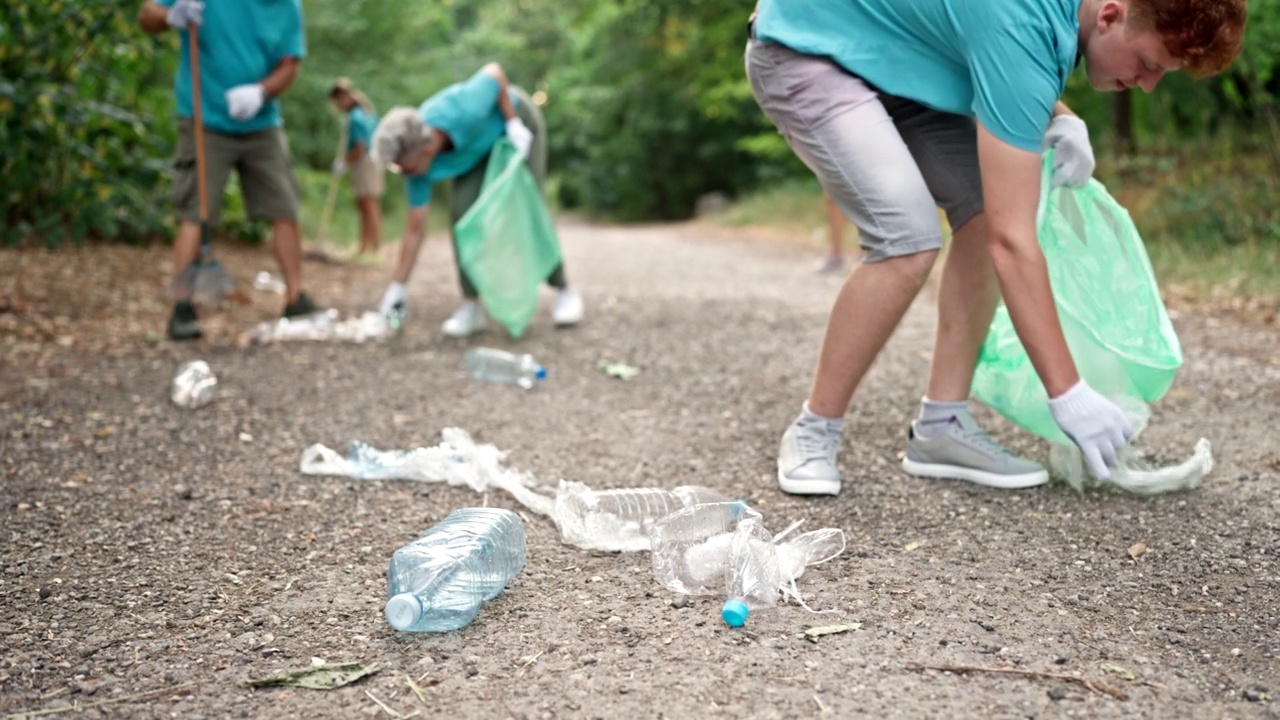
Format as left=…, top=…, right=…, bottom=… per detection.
left=300, top=428, right=556, bottom=517
left=249, top=309, right=393, bottom=344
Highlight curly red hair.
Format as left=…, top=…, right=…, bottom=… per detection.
left=1127, top=0, right=1247, bottom=76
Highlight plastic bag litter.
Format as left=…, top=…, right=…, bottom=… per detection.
left=453, top=138, right=563, bottom=339
left=971, top=151, right=1210, bottom=494
left=299, top=428, right=555, bottom=517
left=1050, top=437, right=1213, bottom=495
left=249, top=309, right=393, bottom=344
left=972, top=150, right=1183, bottom=445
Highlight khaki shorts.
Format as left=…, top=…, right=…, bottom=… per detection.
left=349, top=154, right=384, bottom=198
left=746, top=39, right=982, bottom=262
left=172, top=119, right=301, bottom=224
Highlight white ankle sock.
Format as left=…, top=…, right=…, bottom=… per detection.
left=915, top=397, right=968, bottom=438
left=801, top=402, right=844, bottom=434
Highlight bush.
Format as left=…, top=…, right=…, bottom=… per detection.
left=1, top=0, right=177, bottom=246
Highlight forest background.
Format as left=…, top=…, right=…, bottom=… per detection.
left=3, top=0, right=1278, bottom=297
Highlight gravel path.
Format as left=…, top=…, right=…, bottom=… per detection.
left=2, top=218, right=1277, bottom=718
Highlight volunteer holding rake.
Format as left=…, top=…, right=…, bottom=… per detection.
left=749, top=0, right=1245, bottom=494
left=370, top=63, right=584, bottom=337
left=139, top=0, right=317, bottom=341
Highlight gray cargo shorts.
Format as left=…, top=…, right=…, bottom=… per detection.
left=745, top=39, right=983, bottom=262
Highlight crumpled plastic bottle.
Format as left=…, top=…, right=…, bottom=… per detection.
left=554, top=481, right=730, bottom=552
left=648, top=502, right=845, bottom=626
left=171, top=360, right=217, bottom=409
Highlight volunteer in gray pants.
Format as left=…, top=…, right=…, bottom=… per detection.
left=748, top=0, right=1245, bottom=495
left=370, top=62, right=583, bottom=337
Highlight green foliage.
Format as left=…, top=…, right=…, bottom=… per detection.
left=545, top=1, right=791, bottom=220
left=4, top=0, right=1279, bottom=244
left=1, top=0, right=176, bottom=245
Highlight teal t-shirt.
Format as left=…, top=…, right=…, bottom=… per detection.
left=160, top=0, right=306, bottom=134
left=405, top=70, right=518, bottom=208
left=346, top=106, right=377, bottom=152
left=754, top=0, right=1079, bottom=152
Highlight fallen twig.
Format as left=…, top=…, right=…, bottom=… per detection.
left=364, top=689, right=417, bottom=719
left=904, top=662, right=1129, bottom=701
left=516, top=651, right=544, bottom=678
left=404, top=675, right=429, bottom=705
left=5, top=681, right=198, bottom=719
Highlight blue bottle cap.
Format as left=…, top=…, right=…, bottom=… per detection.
left=385, top=593, right=423, bottom=631
left=535, top=366, right=547, bottom=380
left=722, top=599, right=749, bottom=627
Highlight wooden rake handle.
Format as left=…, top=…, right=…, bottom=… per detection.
left=189, top=24, right=209, bottom=223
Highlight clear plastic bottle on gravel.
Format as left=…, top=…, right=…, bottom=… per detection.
left=384, top=508, right=526, bottom=633
left=463, top=347, right=546, bottom=389
left=722, top=514, right=784, bottom=627
left=648, top=501, right=758, bottom=595
left=171, top=360, right=218, bottom=409
left=555, top=481, right=732, bottom=552
left=649, top=504, right=846, bottom=626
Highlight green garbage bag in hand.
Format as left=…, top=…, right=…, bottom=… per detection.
left=971, top=151, right=1183, bottom=445
left=454, top=138, right=563, bottom=338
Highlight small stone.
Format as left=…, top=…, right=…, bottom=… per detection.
left=39, top=587, right=53, bottom=599
left=1048, top=687, right=1068, bottom=701
left=977, top=620, right=996, bottom=632
left=1054, top=655, right=1069, bottom=665
left=671, top=596, right=690, bottom=609
left=1243, top=687, right=1268, bottom=702
left=175, top=485, right=193, bottom=500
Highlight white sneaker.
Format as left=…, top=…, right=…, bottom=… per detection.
left=441, top=301, right=486, bottom=338
left=552, top=288, right=584, bottom=326
left=777, top=415, right=842, bottom=495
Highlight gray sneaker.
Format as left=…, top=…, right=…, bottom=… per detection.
left=777, top=416, right=842, bottom=496
left=902, top=414, right=1049, bottom=489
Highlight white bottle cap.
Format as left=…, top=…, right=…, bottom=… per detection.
left=385, top=593, right=423, bottom=631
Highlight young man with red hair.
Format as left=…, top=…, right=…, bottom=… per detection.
left=748, top=0, right=1245, bottom=495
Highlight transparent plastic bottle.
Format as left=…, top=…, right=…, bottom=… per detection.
left=722, top=515, right=784, bottom=627
left=648, top=501, right=756, bottom=595
left=555, top=481, right=732, bottom=552
left=462, top=348, right=546, bottom=390
left=384, top=508, right=526, bottom=633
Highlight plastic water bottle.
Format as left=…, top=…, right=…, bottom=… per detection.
left=171, top=360, right=217, bottom=409
left=462, top=348, right=546, bottom=389
left=722, top=515, right=784, bottom=627
left=555, top=481, right=731, bottom=552
left=384, top=508, right=526, bottom=633
left=648, top=501, right=756, bottom=595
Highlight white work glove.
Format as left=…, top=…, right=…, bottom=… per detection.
left=165, top=0, right=204, bottom=29
left=331, top=160, right=347, bottom=175
left=1042, top=115, right=1095, bottom=188
left=1048, top=379, right=1134, bottom=480
left=379, top=282, right=407, bottom=326
left=505, top=117, right=534, bottom=159
left=226, top=84, right=265, bottom=121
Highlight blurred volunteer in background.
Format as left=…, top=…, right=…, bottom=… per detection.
left=139, top=0, right=317, bottom=340
left=370, top=62, right=584, bottom=337
left=329, top=78, right=385, bottom=257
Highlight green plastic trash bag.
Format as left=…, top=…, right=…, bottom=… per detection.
left=454, top=138, right=562, bottom=338
left=971, top=151, right=1183, bottom=445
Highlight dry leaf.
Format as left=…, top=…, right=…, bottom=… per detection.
left=244, top=662, right=378, bottom=690
left=804, top=623, right=862, bottom=643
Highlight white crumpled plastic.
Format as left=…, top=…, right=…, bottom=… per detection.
left=300, top=427, right=556, bottom=516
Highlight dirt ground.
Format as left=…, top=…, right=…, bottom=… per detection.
left=1, top=219, right=1277, bottom=719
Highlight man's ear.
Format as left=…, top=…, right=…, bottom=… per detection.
left=1096, top=0, right=1125, bottom=34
